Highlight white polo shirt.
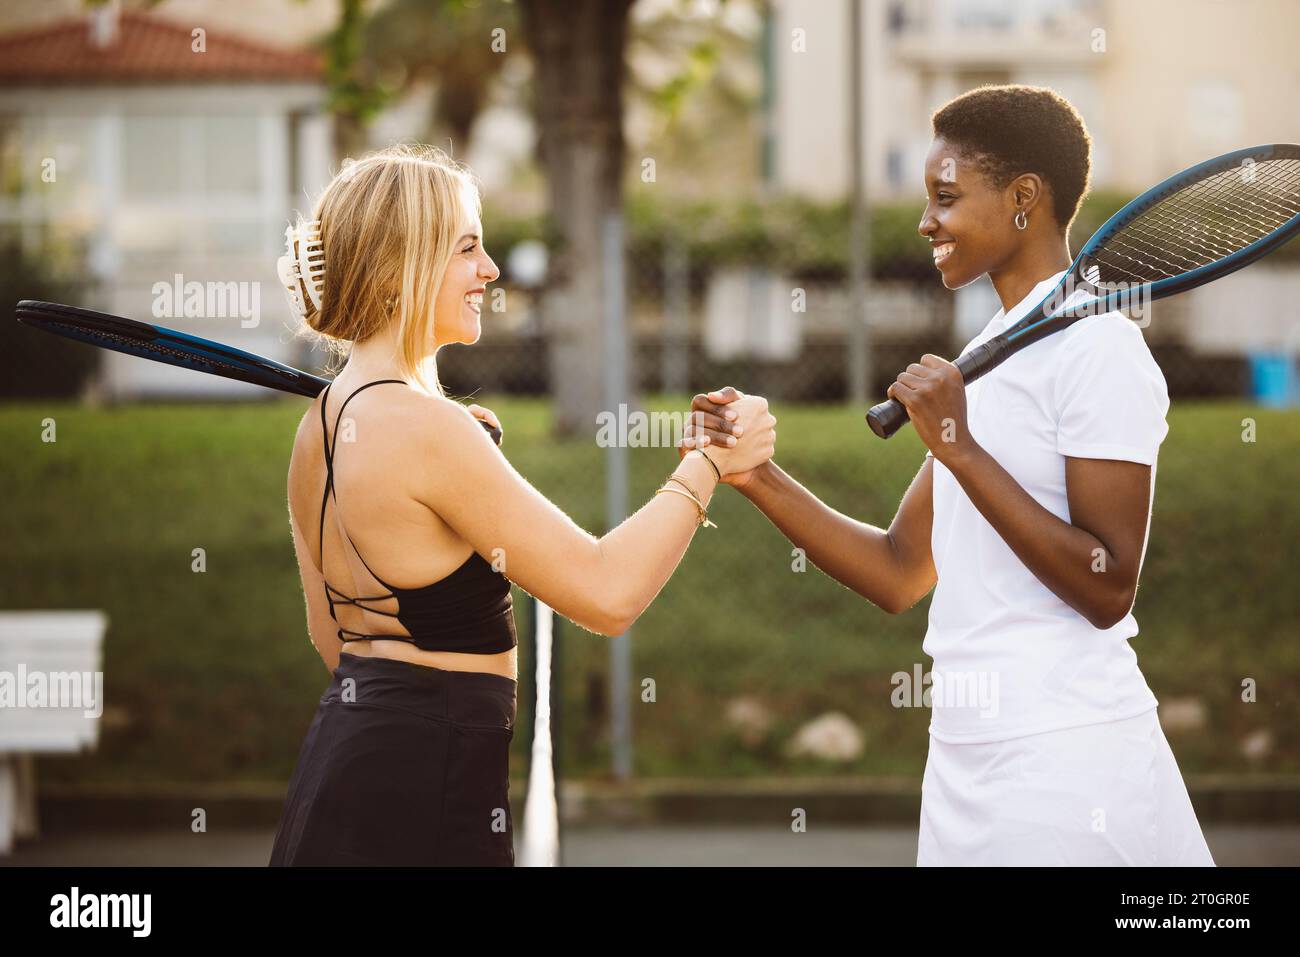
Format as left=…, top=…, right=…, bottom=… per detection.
left=924, top=270, right=1167, bottom=744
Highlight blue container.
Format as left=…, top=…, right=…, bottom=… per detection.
left=1248, top=352, right=1297, bottom=408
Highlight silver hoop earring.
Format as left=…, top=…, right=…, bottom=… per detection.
left=1014, top=210, right=1028, bottom=231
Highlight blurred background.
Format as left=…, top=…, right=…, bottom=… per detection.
left=0, top=0, right=1297, bottom=866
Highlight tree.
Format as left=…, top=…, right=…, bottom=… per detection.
left=321, top=0, right=519, bottom=158
left=321, top=0, right=645, bottom=433
left=520, top=0, right=637, bottom=434
left=323, top=0, right=392, bottom=158
left=361, top=0, right=521, bottom=149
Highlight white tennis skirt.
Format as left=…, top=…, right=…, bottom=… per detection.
left=918, top=707, right=1214, bottom=866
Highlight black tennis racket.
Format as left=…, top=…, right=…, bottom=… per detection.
left=867, top=142, right=1300, bottom=438
left=14, top=300, right=503, bottom=444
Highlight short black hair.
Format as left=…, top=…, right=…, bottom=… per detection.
left=931, top=84, right=1093, bottom=229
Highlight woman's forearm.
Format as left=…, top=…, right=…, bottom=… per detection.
left=736, top=462, right=918, bottom=613
left=592, top=451, right=720, bottom=632
left=941, top=442, right=1130, bottom=628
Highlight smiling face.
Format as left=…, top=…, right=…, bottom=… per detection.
left=432, top=198, right=500, bottom=346
left=919, top=137, right=1027, bottom=290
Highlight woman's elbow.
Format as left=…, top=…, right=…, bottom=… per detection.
left=875, top=595, right=907, bottom=616
left=599, top=602, right=641, bottom=637
left=873, top=578, right=932, bottom=616
left=545, top=571, right=640, bottom=635
left=1092, top=609, right=1133, bottom=631
left=601, top=616, right=634, bottom=637
left=573, top=600, right=638, bottom=637
left=605, top=588, right=654, bottom=634
left=1085, top=585, right=1137, bottom=630
left=592, top=578, right=647, bottom=635
left=1086, top=609, right=1126, bottom=631
left=581, top=612, right=634, bottom=637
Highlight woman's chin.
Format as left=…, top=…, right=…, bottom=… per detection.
left=433, top=327, right=480, bottom=348
left=940, top=265, right=981, bottom=290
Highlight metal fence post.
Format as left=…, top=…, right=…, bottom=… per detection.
left=603, top=211, right=633, bottom=781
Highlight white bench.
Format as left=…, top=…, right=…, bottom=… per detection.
left=0, top=611, right=107, bottom=854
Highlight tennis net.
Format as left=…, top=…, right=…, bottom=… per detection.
left=519, top=597, right=559, bottom=866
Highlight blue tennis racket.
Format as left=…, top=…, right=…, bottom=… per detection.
left=14, top=300, right=503, bottom=444
left=867, top=143, right=1300, bottom=438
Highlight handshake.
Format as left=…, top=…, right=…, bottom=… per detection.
left=678, top=386, right=777, bottom=489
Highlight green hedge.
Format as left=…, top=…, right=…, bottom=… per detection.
left=1, top=397, right=1295, bottom=785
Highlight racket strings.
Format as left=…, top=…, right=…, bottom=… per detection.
left=1143, top=164, right=1300, bottom=255
left=1089, top=157, right=1300, bottom=285
left=1098, top=163, right=1300, bottom=280
left=1155, top=161, right=1299, bottom=247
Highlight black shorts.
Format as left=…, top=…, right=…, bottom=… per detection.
left=269, top=651, right=517, bottom=866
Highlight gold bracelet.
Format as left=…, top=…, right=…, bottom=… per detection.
left=695, top=448, right=722, bottom=483
left=672, top=476, right=718, bottom=528
left=656, top=485, right=717, bottom=528
left=656, top=482, right=718, bottom=529
left=665, top=474, right=705, bottom=503
left=664, top=476, right=706, bottom=512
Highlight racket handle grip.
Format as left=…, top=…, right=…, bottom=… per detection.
left=866, top=339, right=1008, bottom=440
left=866, top=398, right=909, bottom=439
left=953, top=338, right=1006, bottom=385
left=480, top=421, right=503, bottom=446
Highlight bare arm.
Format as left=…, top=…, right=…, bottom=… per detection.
left=684, top=388, right=935, bottom=615
left=412, top=394, right=776, bottom=636
left=890, top=354, right=1153, bottom=630
left=736, top=459, right=937, bottom=614
left=942, top=446, right=1153, bottom=629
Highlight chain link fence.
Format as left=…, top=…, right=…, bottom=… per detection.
left=431, top=195, right=1300, bottom=782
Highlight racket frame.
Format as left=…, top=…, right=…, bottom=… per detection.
left=14, top=300, right=504, bottom=444
left=867, top=143, right=1300, bottom=438
left=16, top=300, right=328, bottom=397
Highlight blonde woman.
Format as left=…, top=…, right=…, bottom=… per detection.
left=268, top=145, right=776, bottom=866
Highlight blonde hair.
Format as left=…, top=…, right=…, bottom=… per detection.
left=295, top=144, right=481, bottom=395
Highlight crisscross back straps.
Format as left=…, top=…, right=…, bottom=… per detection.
left=316, top=378, right=407, bottom=598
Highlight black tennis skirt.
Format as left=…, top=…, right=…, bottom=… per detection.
left=269, top=651, right=517, bottom=866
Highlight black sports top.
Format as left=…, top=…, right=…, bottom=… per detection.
left=316, top=379, right=517, bottom=654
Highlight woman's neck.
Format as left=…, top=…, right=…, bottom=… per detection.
left=988, top=232, right=1073, bottom=314
left=337, top=327, right=437, bottom=387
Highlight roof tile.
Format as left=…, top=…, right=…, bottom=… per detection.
left=0, top=9, right=323, bottom=84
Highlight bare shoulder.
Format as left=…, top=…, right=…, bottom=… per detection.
left=349, top=389, right=506, bottom=500
left=299, top=385, right=470, bottom=456
left=372, top=389, right=494, bottom=453
left=384, top=388, right=477, bottom=427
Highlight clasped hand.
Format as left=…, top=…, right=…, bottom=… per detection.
left=678, top=386, right=776, bottom=489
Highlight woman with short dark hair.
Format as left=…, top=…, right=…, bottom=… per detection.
left=689, top=85, right=1213, bottom=866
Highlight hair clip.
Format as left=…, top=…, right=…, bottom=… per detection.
left=276, top=219, right=324, bottom=318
